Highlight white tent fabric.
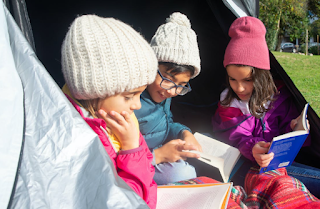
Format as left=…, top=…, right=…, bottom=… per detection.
left=0, top=1, right=149, bottom=208
left=0, top=1, right=24, bottom=208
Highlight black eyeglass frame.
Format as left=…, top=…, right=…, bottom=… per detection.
left=157, top=70, right=192, bottom=96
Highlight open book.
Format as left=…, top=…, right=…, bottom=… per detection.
left=185, top=132, right=241, bottom=183
left=156, top=182, right=232, bottom=209
left=260, top=103, right=310, bottom=173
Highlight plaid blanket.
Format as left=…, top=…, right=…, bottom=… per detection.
left=172, top=167, right=320, bottom=209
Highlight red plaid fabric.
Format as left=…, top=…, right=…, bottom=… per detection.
left=172, top=167, right=320, bottom=209
left=242, top=167, right=320, bottom=209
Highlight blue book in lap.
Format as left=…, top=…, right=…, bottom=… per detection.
left=259, top=103, right=310, bottom=174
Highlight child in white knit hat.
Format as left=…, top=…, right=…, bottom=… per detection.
left=60, top=14, right=158, bottom=208
left=134, top=12, right=202, bottom=185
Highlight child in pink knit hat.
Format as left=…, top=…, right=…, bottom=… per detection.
left=212, top=16, right=320, bottom=197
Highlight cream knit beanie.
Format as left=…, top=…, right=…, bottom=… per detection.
left=61, top=15, right=158, bottom=100
left=150, top=12, right=201, bottom=78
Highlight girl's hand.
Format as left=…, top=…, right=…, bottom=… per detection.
left=181, top=130, right=203, bottom=152
left=252, top=141, right=274, bottom=167
left=154, top=139, right=200, bottom=164
left=290, top=115, right=301, bottom=131
left=97, top=109, right=139, bottom=150
left=290, top=115, right=309, bottom=131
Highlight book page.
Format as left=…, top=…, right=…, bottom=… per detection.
left=302, top=103, right=308, bottom=130
left=194, top=133, right=241, bottom=182
left=272, top=130, right=308, bottom=141
left=198, top=152, right=225, bottom=168
left=295, top=103, right=309, bottom=131
left=194, top=133, right=239, bottom=159
left=156, top=183, right=231, bottom=209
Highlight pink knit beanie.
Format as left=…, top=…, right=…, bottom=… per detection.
left=223, top=16, right=270, bottom=70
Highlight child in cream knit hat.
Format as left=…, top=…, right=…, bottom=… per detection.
left=60, top=14, right=157, bottom=208
left=134, top=12, right=202, bottom=185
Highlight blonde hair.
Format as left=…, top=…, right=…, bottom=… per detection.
left=78, top=99, right=99, bottom=118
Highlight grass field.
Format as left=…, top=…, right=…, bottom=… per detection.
left=272, top=51, right=320, bottom=117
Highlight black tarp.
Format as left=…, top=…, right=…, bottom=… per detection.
left=10, top=0, right=320, bottom=168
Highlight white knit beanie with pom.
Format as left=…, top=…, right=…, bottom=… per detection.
left=61, top=14, right=158, bottom=100
left=150, top=12, right=201, bottom=78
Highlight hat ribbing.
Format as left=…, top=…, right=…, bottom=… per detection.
left=61, top=15, right=158, bottom=100
left=150, top=12, right=201, bottom=78
left=223, top=16, right=270, bottom=70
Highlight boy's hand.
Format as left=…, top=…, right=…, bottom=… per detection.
left=181, top=130, right=203, bottom=152
left=97, top=109, right=139, bottom=150
left=154, top=139, right=200, bottom=164
left=252, top=141, right=274, bottom=167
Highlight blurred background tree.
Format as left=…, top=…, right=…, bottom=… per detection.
left=308, top=0, right=320, bottom=19
left=259, top=0, right=320, bottom=52
left=259, top=0, right=309, bottom=51
left=310, top=19, right=320, bottom=38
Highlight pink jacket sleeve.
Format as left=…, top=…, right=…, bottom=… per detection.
left=117, top=133, right=157, bottom=209
left=85, top=120, right=157, bottom=209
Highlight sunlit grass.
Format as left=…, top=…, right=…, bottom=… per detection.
left=272, top=51, right=320, bottom=117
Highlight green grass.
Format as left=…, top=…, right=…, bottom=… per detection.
left=272, top=51, right=320, bottom=117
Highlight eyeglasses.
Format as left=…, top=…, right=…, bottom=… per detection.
left=157, top=70, right=192, bottom=96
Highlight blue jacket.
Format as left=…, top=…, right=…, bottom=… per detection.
left=135, top=90, right=191, bottom=150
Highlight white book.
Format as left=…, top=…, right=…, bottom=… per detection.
left=185, top=132, right=241, bottom=183
left=156, top=182, right=232, bottom=209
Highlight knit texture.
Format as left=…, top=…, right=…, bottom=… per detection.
left=223, top=16, right=270, bottom=70
left=150, top=12, right=201, bottom=78
left=61, top=15, right=158, bottom=100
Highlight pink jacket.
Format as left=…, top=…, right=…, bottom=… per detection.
left=212, top=85, right=310, bottom=162
left=67, top=95, right=157, bottom=209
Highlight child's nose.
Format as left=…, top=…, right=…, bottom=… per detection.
left=132, top=99, right=142, bottom=110
left=167, top=88, right=177, bottom=96
left=237, top=83, right=245, bottom=92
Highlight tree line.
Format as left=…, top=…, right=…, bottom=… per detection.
left=259, top=0, right=320, bottom=51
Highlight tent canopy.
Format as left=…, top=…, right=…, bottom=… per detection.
left=3, top=0, right=320, bottom=208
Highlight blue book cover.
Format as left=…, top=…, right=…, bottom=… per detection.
left=259, top=104, right=309, bottom=174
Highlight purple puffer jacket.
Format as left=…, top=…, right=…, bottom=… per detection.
left=212, top=85, right=311, bottom=161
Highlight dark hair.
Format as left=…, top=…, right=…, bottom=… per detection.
left=159, top=62, right=195, bottom=77
left=221, top=65, right=278, bottom=118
